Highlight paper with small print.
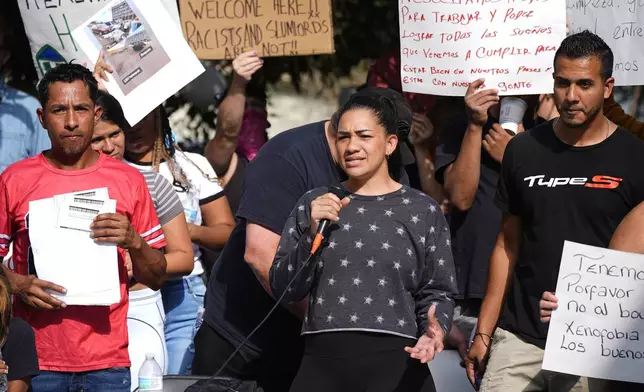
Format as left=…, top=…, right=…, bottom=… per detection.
left=28, top=188, right=120, bottom=306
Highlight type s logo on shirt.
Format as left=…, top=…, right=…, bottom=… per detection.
left=524, top=175, right=623, bottom=189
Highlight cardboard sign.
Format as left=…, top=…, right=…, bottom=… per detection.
left=18, top=0, right=180, bottom=79
left=72, top=0, right=204, bottom=125
left=398, top=0, right=567, bottom=96
left=543, top=241, right=644, bottom=384
left=179, top=0, right=334, bottom=59
left=567, top=0, right=644, bottom=86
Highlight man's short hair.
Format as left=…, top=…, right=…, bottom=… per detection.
left=37, top=63, right=99, bottom=107
left=554, top=30, right=614, bottom=81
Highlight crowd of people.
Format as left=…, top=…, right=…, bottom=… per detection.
left=1, top=7, right=644, bottom=392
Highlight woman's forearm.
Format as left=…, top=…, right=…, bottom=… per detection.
left=189, top=223, right=234, bottom=250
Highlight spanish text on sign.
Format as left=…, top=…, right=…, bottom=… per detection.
left=543, top=241, right=644, bottom=385
left=398, top=0, right=567, bottom=96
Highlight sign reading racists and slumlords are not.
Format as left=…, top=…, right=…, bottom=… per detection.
left=179, top=0, right=335, bottom=60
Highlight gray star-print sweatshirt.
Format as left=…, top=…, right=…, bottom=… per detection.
left=269, top=185, right=457, bottom=341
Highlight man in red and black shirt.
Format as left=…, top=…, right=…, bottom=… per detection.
left=0, top=63, right=167, bottom=391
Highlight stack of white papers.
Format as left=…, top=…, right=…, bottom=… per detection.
left=27, top=188, right=121, bottom=306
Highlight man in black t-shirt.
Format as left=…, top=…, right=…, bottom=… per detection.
left=193, top=89, right=415, bottom=392
left=465, top=31, right=644, bottom=391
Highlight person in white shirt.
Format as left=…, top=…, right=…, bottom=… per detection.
left=94, top=53, right=236, bottom=375
left=91, top=90, right=194, bottom=389
left=125, top=105, right=235, bottom=375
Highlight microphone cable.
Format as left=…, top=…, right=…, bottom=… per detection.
left=212, top=184, right=347, bottom=381
left=212, top=247, right=319, bottom=380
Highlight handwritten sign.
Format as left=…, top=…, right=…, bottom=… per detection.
left=567, top=0, right=644, bottom=86
left=542, top=241, right=644, bottom=384
left=18, top=0, right=180, bottom=79
left=179, top=0, right=334, bottom=60
left=398, top=0, right=566, bottom=96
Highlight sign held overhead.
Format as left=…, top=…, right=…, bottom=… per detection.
left=72, top=0, right=205, bottom=126
left=398, top=0, right=567, bottom=96
left=179, top=0, right=335, bottom=60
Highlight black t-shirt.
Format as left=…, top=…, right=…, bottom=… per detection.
left=3, top=318, right=39, bottom=381
left=223, top=155, right=247, bottom=216
left=435, top=114, right=501, bottom=300
left=495, top=121, right=644, bottom=348
left=204, top=121, right=343, bottom=366
left=202, top=156, right=247, bottom=276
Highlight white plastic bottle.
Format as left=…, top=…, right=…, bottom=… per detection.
left=138, top=353, right=163, bottom=391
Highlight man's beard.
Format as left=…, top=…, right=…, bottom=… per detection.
left=60, top=136, right=90, bottom=157
left=559, top=103, right=602, bottom=129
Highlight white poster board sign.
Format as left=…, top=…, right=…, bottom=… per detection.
left=398, top=0, right=567, bottom=96
left=18, top=0, right=180, bottom=79
left=72, top=0, right=204, bottom=126
left=567, top=0, right=644, bottom=86
left=542, top=241, right=644, bottom=384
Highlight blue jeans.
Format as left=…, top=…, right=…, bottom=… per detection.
left=161, top=275, right=206, bottom=375
left=30, top=368, right=130, bottom=392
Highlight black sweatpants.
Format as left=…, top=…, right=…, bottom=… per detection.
left=289, top=332, right=437, bottom=392
left=192, top=321, right=301, bottom=392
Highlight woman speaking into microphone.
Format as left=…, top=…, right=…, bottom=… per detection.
left=269, top=88, right=457, bottom=392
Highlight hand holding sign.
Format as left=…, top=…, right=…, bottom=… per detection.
left=232, top=52, right=264, bottom=84
left=93, top=52, right=114, bottom=92
left=540, top=291, right=559, bottom=323
left=465, top=79, right=499, bottom=127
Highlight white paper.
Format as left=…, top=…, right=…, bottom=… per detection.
left=27, top=191, right=121, bottom=307
left=72, top=0, right=205, bottom=126
left=542, top=241, right=644, bottom=384
left=57, top=198, right=116, bottom=232
left=70, top=187, right=110, bottom=200
left=567, top=0, right=644, bottom=86
left=398, top=0, right=567, bottom=96
left=17, top=0, right=180, bottom=79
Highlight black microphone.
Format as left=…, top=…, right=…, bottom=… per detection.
left=311, top=185, right=350, bottom=254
